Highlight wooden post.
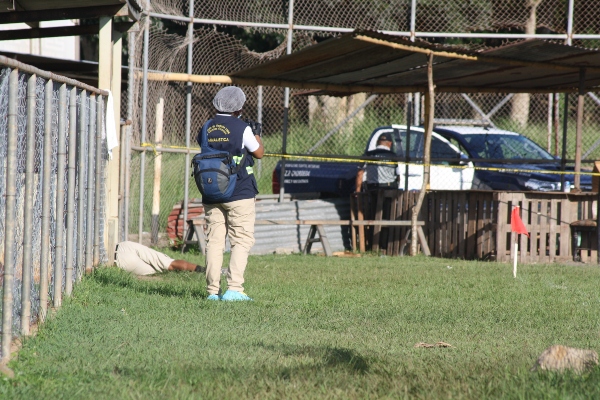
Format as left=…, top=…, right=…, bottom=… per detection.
left=151, top=97, right=164, bottom=245
left=350, top=195, right=357, bottom=252
left=574, top=68, right=586, bottom=189
left=357, top=193, right=366, bottom=252
left=411, top=52, right=434, bottom=256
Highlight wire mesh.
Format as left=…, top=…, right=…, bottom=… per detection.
left=130, top=1, right=600, bottom=241
left=149, top=0, right=597, bottom=35
left=0, top=67, right=108, bottom=358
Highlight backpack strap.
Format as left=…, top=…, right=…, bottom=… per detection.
left=199, top=119, right=212, bottom=149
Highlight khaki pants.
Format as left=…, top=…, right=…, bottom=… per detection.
left=115, top=241, right=174, bottom=276
left=204, top=198, right=256, bottom=295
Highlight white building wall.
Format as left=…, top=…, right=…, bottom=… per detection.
left=0, top=20, right=80, bottom=61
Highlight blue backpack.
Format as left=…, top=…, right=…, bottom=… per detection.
left=192, top=120, right=247, bottom=202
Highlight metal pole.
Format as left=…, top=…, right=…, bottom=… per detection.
left=65, top=87, right=77, bottom=295
left=278, top=0, right=294, bottom=203
left=560, top=93, right=569, bottom=189
left=410, top=0, right=417, bottom=42
left=182, top=0, right=194, bottom=246
left=85, top=94, right=96, bottom=271
left=94, top=95, right=103, bottom=265
left=405, top=100, right=412, bottom=191
left=146, top=10, right=600, bottom=41
left=547, top=93, right=552, bottom=152
left=2, top=69, right=18, bottom=360
left=77, top=89, right=87, bottom=280
left=566, top=0, right=574, bottom=45
left=21, top=73, right=37, bottom=336
left=39, top=79, right=53, bottom=322
left=124, top=121, right=131, bottom=242
left=257, top=85, right=263, bottom=178
left=139, top=10, right=150, bottom=243
left=119, top=122, right=127, bottom=242
left=125, top=27, right=136, bottom=242
left=574, top=68, right=585, bottom=189
left=53, top=83, right=68, bottom=309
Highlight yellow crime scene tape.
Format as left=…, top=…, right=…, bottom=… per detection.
left=139, top=143, right=600, bottom=177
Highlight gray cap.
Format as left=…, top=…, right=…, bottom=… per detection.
left=212, top=86, right=246, bottom=113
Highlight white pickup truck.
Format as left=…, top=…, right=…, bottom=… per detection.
left=272, top=125, right=474, bottom=196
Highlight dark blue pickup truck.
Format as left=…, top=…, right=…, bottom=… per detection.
left=272, top=125, right=591, bottom=196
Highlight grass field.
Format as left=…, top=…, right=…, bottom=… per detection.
left=3, top=253, right=600, bottom=399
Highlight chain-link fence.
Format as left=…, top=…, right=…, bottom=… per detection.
left=128, top=0, right=600, bottom=243
left=0, top=60, right=108, bottom=359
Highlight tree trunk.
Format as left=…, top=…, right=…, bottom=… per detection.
left=511, top=0, right=540, bottom=128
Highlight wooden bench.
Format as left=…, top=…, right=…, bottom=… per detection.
left=183, top=218, right=430, bottom=257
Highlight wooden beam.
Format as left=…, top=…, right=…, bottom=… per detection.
left=355, top=34, right=600, bottom=74
left=143, top=72, right=596, bottom=94
left=411, top=52, right=435, bottom=256
left=0, top=21, right=134, bottom=41
left=0, top=5, right=124, bottom=24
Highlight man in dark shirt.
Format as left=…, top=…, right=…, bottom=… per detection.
left=356, top=132, right=399, bottom=192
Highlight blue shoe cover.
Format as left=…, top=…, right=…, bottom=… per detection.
left=207, top=294, right=220, bottom=301
left=221, top=290, right=252, bottom=301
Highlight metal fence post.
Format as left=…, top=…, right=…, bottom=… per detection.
left=94, top=95, right=104, bottom=265
left=53, top=83, right=68, bottom=308
left=182, top=0, right=195, bottom=245
left=125, top=27, right=136, bottom=242
left=139, top=11, right=150, bottom=243
left=21, top=73, right=37, bottom=335
left=39, top=79, right=53, bottom=323
left=86, top=94, right=96, bottom=270
left=119, top=122, right=127, bottom=242
left=278, top=0, right=294, bottom=203
left=77, top=90, right=87, bottom=281
left=65, top=87, right=77, bottom=295
left=2, top=68, right=19, bottom=361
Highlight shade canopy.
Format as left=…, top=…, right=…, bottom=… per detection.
left=228, top=31, right=600, bottom=95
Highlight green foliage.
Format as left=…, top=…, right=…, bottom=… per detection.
left=3, top=255, right=600, bottom=399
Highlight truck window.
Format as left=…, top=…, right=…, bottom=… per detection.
left=396, top=129, right=422, bottom=159
left=431, top=136, right=460, bottom=165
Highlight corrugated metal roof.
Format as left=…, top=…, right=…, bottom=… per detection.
left=229, top=31, right=600, bottom=94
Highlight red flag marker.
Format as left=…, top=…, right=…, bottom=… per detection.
left=511, top=206, right=529, bottom=237
left=510, top=206, right=528, bottom=278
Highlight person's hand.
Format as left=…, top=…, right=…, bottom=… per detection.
left=244, top=119, right=262, bottom=137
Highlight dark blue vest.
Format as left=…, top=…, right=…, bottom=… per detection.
left=197, top=114, right=258, bottom=203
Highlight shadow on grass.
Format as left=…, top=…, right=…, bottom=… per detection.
left=90, top=266, right=207, bottom=298
left=259, top=343, right=370, bottom=377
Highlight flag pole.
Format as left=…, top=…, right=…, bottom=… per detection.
left=513, top=234, right=518, bottom=278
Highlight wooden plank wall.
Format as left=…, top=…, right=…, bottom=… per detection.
left=351, top=190, right=598, bottom=263
left=494, top=192, right=596, bottom=263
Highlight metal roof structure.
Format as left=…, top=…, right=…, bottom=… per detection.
left=228, top=31, right=600, bottom=95
left=0, top=0, right=141, bottom=23
left=0, top=1, right=138, bottom=86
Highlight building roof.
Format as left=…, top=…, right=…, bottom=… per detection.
left=0, top=0, right=141, bottom=22
left=229, top=31, right=600, bottom=95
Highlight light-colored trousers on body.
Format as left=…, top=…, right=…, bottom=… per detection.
left=115, top=241, right=175, bottom=275
left=203, top=198, right=256, bottom=295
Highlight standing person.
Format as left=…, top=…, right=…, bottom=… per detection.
left=199, top=86, right=264, bottom=301
left=356, top=132, right=400, bottom=192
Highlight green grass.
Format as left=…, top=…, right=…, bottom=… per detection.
left=2, top=254, right=600, bottom=399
